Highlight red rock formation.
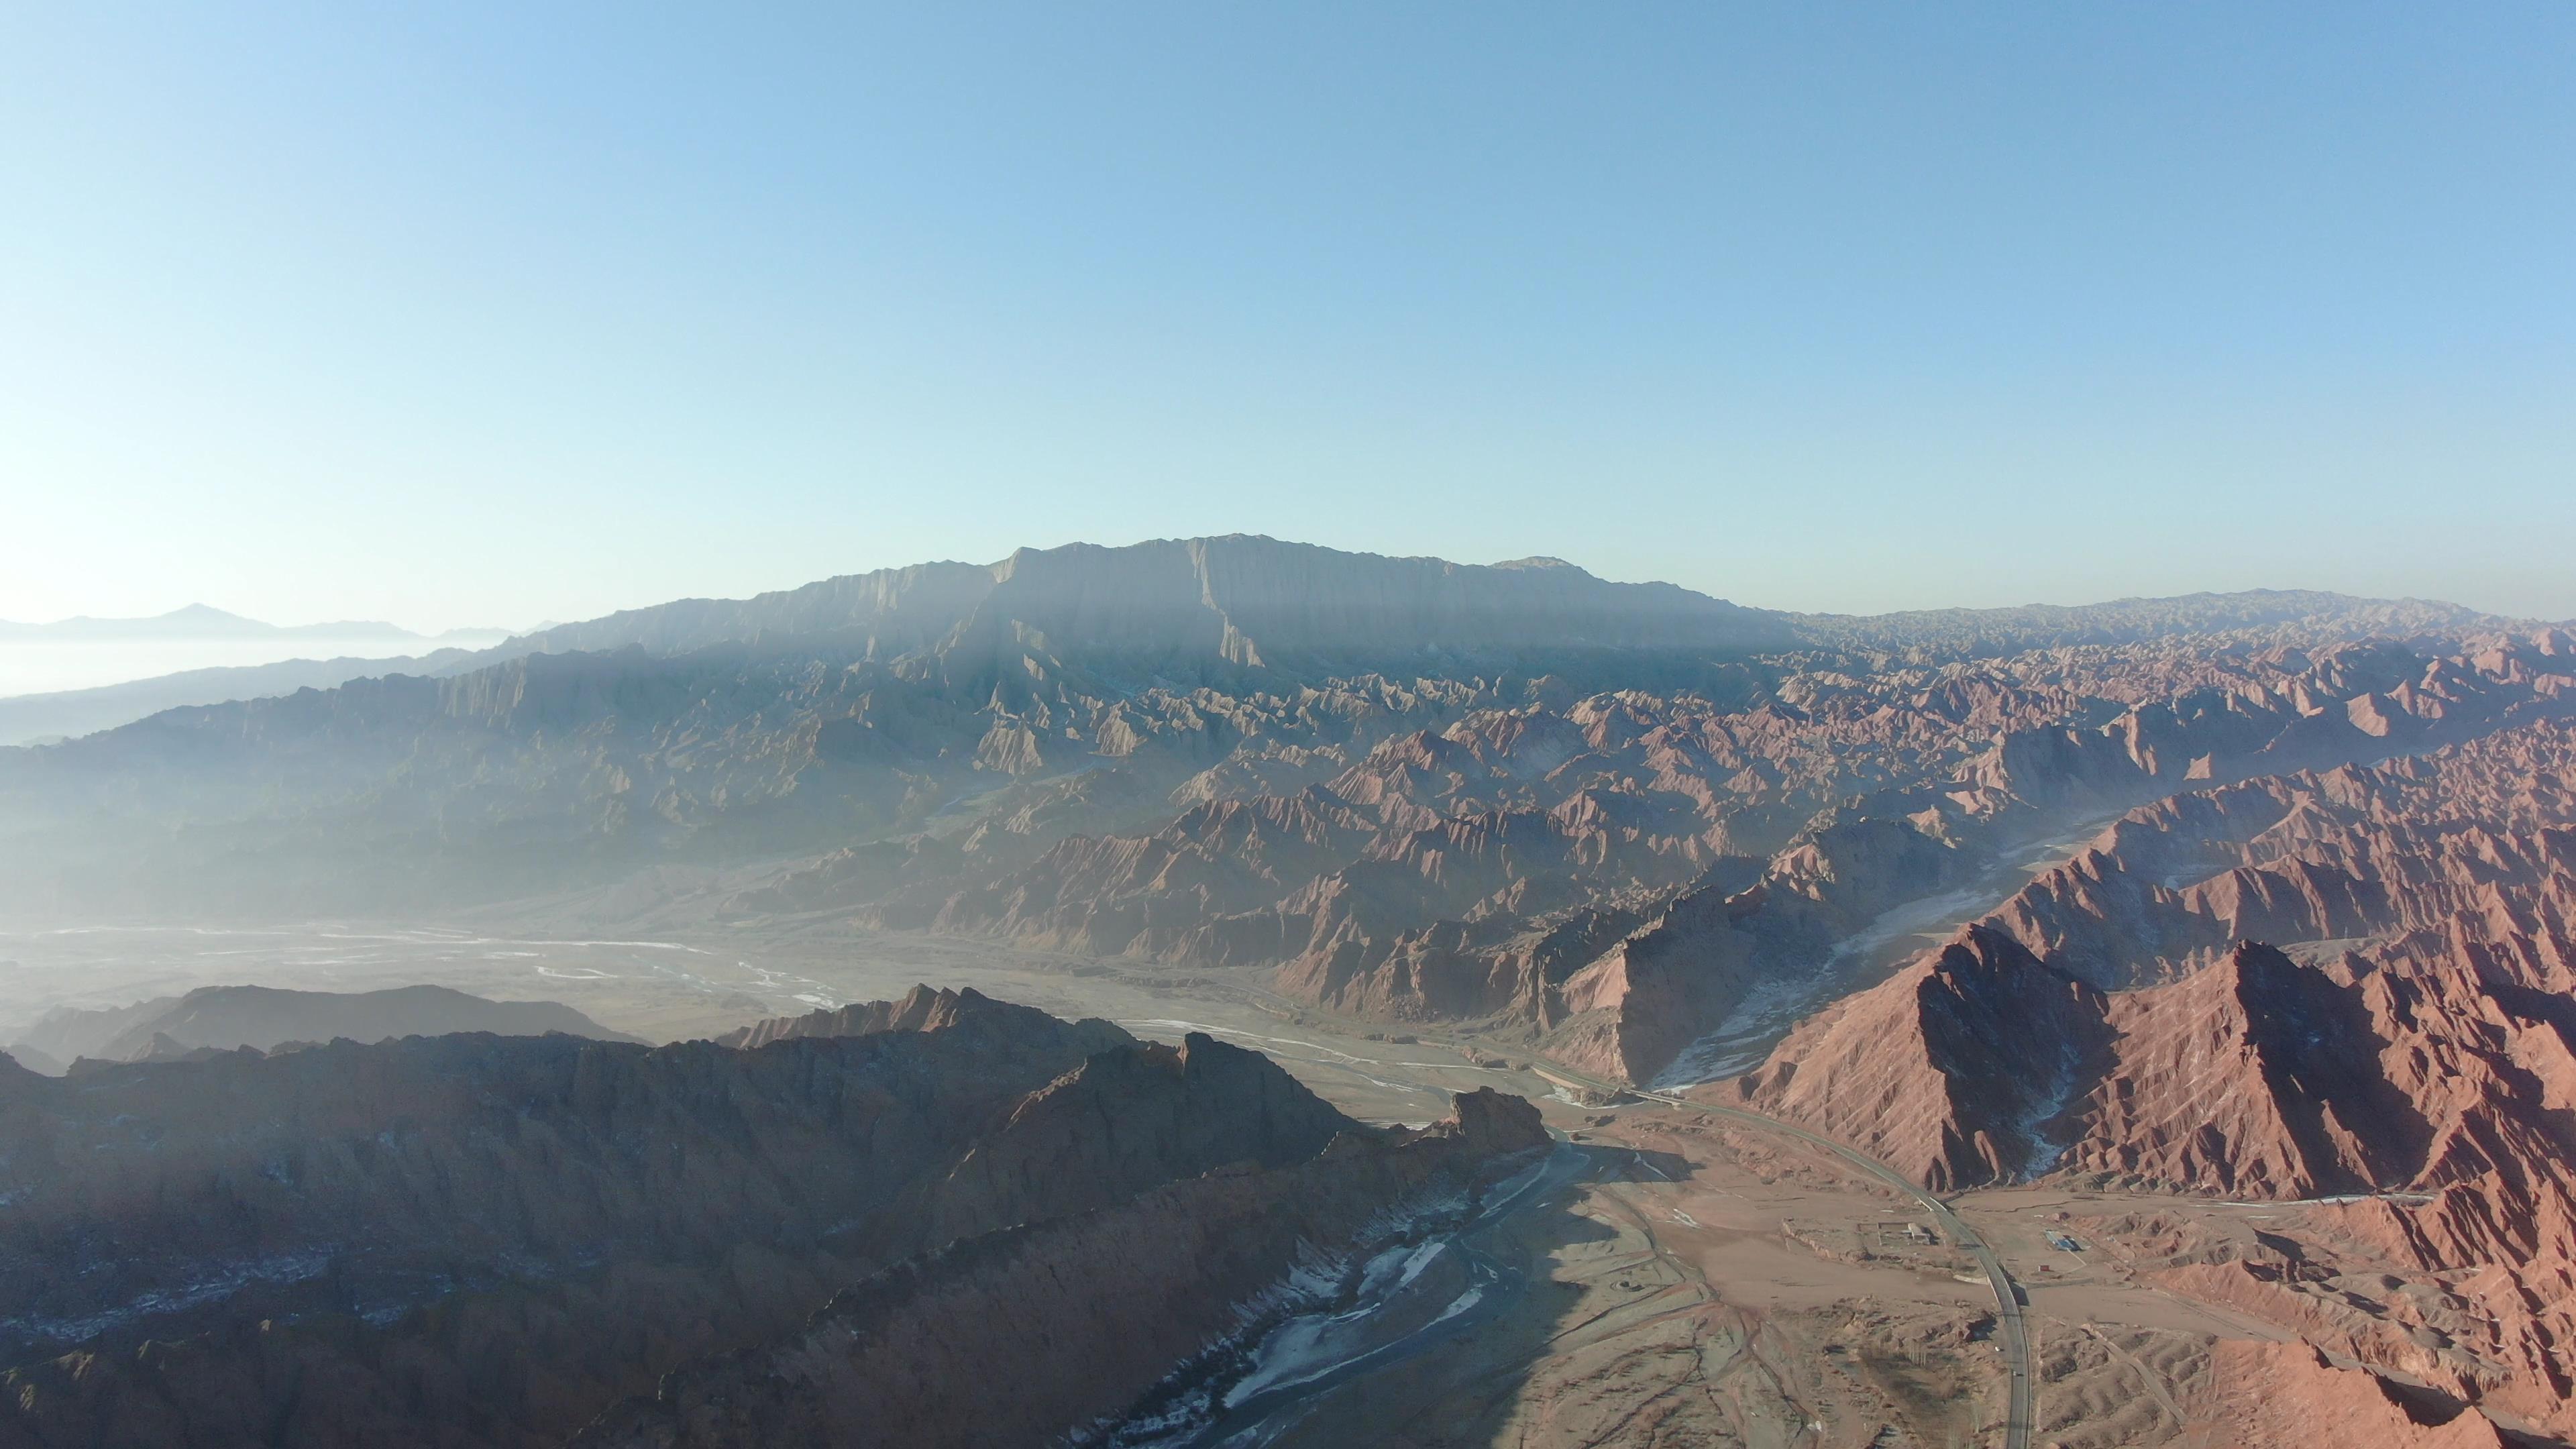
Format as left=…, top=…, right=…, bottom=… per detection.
left=1726, top=925, right=2109, bottom=1189
left=1739, top=717, right=2576, bottom=1181
left=1987, top=718, right=2576, bottom=989
left=1731, top=716, right=2576, bottom=1436
left=2188, top=1340, right=2514, bottom=1448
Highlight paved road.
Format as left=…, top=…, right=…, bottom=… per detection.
left=1540, top=1066, right=2036, bottom=1449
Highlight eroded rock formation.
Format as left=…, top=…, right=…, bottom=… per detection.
left=1729, top=717, right=2576, bottom=1436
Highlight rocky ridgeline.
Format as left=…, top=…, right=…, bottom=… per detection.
left=0, top=987, right=1542, bottom=1448
left=7, top=982, right=632, bottom=1071
left=1725, top=716, right=2576, bottom=1437
left=570, top=1089, right=1546, bottom=1449
left=3, top=543, right=2554, bottom=1036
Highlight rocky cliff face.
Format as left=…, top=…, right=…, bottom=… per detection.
left=0, top=991, right=1497, bottom=1449
left=1729, top=924, right=2108, bottom=1189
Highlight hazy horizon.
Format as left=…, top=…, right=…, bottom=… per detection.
left=1, top=531, right=2565, bottom=655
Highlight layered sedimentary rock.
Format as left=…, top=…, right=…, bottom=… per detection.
left=0, top=992, right=1489, bottom=1449
left=900, top=631, right=2568, bottom=1083
left=1728, top=924, right=2108, bottom=1189
left=1987, top=712, right=2576, bottom=989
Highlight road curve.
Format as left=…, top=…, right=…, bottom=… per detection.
left=1540, top=1066, right=2035, bottom=1449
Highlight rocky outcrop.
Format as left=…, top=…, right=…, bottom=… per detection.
left=0, top=997, right=1440, bottom=1449
left=1732, top=717, right=2576, bottom=1189
left=570, top=1089, right=1548, bottom=1449
left=709, top=982, right=1124, bottom=1053
left=1986, top=717, right=2576, bottom=989
left=1734, top=912, right=2575, bottom=1203
left=909, top=1028, right=1358, bottom=1246
left=1727, top=925, right=2109, bottom=1189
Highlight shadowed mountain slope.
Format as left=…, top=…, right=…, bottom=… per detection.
left=0, top=989, right=1532, bottom=1449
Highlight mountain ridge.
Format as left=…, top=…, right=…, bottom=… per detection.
left=0, top=602, right=511, bottom=645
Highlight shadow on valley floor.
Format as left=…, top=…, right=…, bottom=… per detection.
left=1242, top=1153, right=1633, bottom=1449
left=1179, top=1141, right=1864, bottom=1449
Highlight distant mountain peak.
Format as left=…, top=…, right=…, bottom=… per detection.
left=512, top=534, right=1790, bottom=666
left=160, top=603, right=258, bottom=623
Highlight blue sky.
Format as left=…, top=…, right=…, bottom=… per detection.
left=3, top=3, right=2570, bottom=629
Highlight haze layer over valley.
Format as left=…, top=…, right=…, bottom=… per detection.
left=0, top=605, right=515, bottom=702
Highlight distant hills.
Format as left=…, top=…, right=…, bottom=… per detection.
left=0, top=648, right=493, bottom=746
left=0, top=535, right=2554, bottom=920
left=501, top=535, right=1797, bottom=664
left=5, top=541, right=2529, bottom=745
left=0, top=606, right=523, bottom=740
left=0, top=602, right=513, bottom=646
left=5, top=983, right=632, bottom=1072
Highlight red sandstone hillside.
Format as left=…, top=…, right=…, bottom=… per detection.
left=1729, top=720, right=2576, bottom=1202
left=1727, top=716, right=2576, bottom=1437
